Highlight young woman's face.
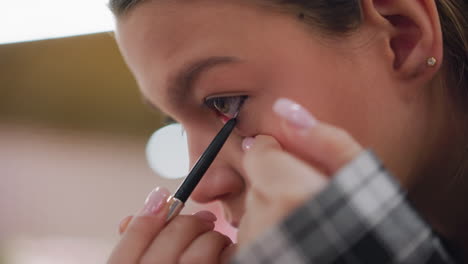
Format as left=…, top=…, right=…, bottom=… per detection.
left=116, top=1, right=430, bottom=227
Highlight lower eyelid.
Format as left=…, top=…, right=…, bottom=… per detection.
left=219, top=115, right=232, bottom=123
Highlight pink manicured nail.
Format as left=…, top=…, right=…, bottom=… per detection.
left=140, top=187, right=170, bottom=216
left=193, top=211, right=218, bottom=222
left=273, top=98, right=317, bottom=129
left=242, top=137, right=255, bottom=151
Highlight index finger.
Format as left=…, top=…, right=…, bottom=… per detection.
left=274, top=98, right=363, bottom=175
left=242, top=135, right=327, bottom=196
left=108, top=187, right=170, bottom=263
left=242, top=135, right=282, bottom=153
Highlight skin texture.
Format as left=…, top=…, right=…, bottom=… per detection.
left=111, top=0, right=468, bottom=262
left=109, top=104, right=364, bottom=263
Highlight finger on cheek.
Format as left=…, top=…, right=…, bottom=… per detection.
left=273, top=98, right=363, bottom=174
left=242, top=137, right=255, bottom=151
left=273, top=98, right=318, bottom=132
left=242, top=135, right=281, bottom=153
left=242, top=140, right=317, bottom=198
left=241, top=135, right=282, bottom=181
left=245, top=149, right=327, bottom=197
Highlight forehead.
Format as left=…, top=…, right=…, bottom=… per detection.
left=114, top=0, right=315, bottom=116
left=115, top=1, right=260, bottom=105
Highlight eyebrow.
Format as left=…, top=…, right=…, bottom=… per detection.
left=167, top=56, right=240, bottom=104
left=142, top=56, right=240, bottom=121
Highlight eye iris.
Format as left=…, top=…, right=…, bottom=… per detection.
left=206, top=96, right=246, bottom=118
left=214, top=98, right=230, bottom=114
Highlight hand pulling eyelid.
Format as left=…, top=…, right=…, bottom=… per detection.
left=166, top=116, right=238, bottom=222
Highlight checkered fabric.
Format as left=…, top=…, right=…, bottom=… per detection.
left=232, top=150, right=458, bottom=264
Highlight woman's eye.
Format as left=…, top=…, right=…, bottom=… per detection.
left=205, top=96, right=247, bottom=118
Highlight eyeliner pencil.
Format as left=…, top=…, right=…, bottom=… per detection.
left=166, top=118, right=237, bottom=222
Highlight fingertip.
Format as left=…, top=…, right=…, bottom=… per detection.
left=139, top=187, right=170, bottom=216
left=242, top=135, right=279, bottom=172
left=221, top=244, right=238, bottom=264
left=119, top=215, right=133, bottom=235
left=242, top=136, right=281, bottom=154
left=280, top=116, right=363, bottom=174
left=251, top=135, right=281, bottom=150
left=273, top=98, right=318, bottom=130
left=242, top=137, right=255, bottom=151
left=193, top=210, right=218, bottom=222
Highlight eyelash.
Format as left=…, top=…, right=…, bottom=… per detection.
left=162, top=95, right=247, bottom=130
left=204, top=95, right=248, bottom=119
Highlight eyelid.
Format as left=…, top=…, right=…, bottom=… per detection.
left=203, top=95, right=247, bottom=108
left=204, top=92, right=247, bottom=102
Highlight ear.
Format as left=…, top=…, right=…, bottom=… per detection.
left=361, top=0, right=443, bottom=80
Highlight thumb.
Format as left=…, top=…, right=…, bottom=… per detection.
left=273, top=98, right=363, bottom=176
left=242, top=135, right=327, bottom=200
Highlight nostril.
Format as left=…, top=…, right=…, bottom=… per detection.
left=193, top=191, right=233, bottom=204
left=191, top=174, right=242, bottom=204
left=190, top=165, right=245, bottom=204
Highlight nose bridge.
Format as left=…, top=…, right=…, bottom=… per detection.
left=185, top=122, right=240, bottom=168
left=185, top=126, right=214, bottom=168
left=183, top=123, right=245, bottom=204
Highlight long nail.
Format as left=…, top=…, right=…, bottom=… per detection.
left=273, top=98, right=317, bottom=129
left=140, top=187, right=170, bottom=216
left=242, top=137, right=255, bottom=151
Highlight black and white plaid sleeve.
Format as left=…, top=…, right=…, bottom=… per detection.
left=232, top=150, right=458, bottom=264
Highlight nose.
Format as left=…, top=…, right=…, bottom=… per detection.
left=191, top=163, right=244, bottom=203
left=185, top=126, right=244, bottom=204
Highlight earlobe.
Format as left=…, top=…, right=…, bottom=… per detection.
left=362, top=0, right=443, bottom=80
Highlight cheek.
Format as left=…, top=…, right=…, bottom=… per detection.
left=242, top=109, right=286, bottom=144
left=236, top=99, right=279, bottom=138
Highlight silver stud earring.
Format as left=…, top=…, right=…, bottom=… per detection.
left=427, top=57, right=437, bottom=67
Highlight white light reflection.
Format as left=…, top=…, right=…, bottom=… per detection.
left=0, top=0, right=114, bottom=45
left=146, top=124, right=189, bottom=179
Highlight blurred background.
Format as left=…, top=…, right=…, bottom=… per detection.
left=0, top=1, right=235, bottom=263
